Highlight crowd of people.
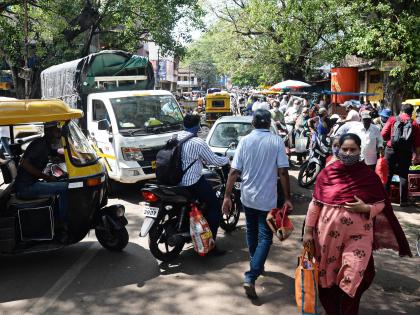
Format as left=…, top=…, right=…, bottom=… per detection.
left=178, top=93, right=414, bottom=314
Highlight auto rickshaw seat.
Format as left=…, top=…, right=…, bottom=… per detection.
left=7, top=194, right=53, bottom=209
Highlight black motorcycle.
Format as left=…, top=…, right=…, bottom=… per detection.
left=139, top=162, right=241, bottom=262
left=298, top=134, right=331, bottom=188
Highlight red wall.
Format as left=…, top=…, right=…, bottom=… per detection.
left=331, top=67, right=359, bottom=103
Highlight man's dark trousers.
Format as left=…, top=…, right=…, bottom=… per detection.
left=385, top=146, right=412, bottom=203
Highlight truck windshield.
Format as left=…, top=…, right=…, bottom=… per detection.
left=110, top=95, right=183, bottom=132
left=67, top=121, right=98, bottom=166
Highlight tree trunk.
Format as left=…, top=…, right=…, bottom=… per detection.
left=383, top=72, right=403, bottom=114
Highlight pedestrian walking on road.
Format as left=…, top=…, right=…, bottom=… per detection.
left=345, top=103, right=361, bottom=122
left=381, top=103, right=420, bottom=206
left=348, top=111, right=384, bottom=170
left=303, top=133, right=412, bottom=315
left=222, top=109, right=293, bottom=300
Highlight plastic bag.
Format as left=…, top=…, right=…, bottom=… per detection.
left=295, top=136, right=308, bottom=153
left=189, top=205, right=215, bottom=256
left=266, top=205, right=294, bottom=241
left=375, top=157, right=389, bottom=185
left=295, top=249, right=319, bottom=315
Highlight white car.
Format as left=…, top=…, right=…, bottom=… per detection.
left=205, top=116, right=281, bottom=158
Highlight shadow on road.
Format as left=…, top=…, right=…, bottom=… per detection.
left=0, top=241, right=159, bottom=305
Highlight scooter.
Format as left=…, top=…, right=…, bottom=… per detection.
left=298, top=134, right=331, bottom=188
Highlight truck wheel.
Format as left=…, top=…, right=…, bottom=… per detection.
left=95, top=227, right=129, bottom=251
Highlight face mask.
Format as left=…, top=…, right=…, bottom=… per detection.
left=332, top=147, right=340, bottom=157
left=338, top=151, right=360, bottom=165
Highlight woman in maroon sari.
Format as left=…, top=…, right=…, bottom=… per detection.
left=303, top=133, right=411, bottom=315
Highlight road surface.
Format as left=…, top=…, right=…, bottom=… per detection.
left=1, top=167, right=419, bottom=314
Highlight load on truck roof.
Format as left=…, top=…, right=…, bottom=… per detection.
left=40, top=50, right=155, bottom=109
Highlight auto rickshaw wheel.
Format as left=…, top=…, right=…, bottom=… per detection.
left=95, top=226, right=129, bottom=251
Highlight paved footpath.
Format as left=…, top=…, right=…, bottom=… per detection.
left=0, top=168, right=419, bottom=315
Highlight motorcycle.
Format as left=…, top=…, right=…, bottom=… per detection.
left=139, top=145, right=241, bottom=262
left=298, top=134, right=331, bottom=188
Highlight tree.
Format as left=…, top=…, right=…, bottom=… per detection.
left=189, top=0, right=419, bottom=106
left=183, top=33, right=221, bottom=89
left=0, top=0, right=204, bottom=98
left=186, top=0, right=347, bottom=87
left=325, top=0, right=420, bottom=109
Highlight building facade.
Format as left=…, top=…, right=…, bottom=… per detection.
left=176, top=67, right=201, bottom=93
left=138, top=42, right=178, bottom=92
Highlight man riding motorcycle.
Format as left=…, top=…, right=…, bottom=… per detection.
left=178, top=114, right=230, bottom=256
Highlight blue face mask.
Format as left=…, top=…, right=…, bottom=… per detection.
left=185, top=125, right=200, bottom=136
left=332, top=147, right=340, bottom=157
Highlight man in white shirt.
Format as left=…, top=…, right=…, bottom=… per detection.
left=252, top=97, right=270, bottom=112
left=345, top=103, right=361, bottom=122
left=222, top=109, right=293, bottom=299
left=348, top=111, right=384, bottom=169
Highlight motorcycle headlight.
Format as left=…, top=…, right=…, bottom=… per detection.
left=121, top=147, right=144, bottom=161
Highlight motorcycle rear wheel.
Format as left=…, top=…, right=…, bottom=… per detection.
left=298, top=161, right=321, bottom=188
left=148, top=215, right=185, bottom=262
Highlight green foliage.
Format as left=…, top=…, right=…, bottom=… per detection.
left=187, top=0, right=419, bottom=99
left=0, top=0, right=204, bottom=97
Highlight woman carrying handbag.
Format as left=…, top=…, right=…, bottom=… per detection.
left=302, top=133, right=411, bottom=315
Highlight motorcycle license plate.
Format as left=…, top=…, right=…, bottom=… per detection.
left=140, top=202, right=159, bottom=218
left=151, top=160, right=157, bottom=170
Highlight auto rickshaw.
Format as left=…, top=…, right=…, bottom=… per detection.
left=403, top=99, right=420, bottom=119
left=204, top=91, right=232, bottom=125
left=0, top=99, right=129, bottom=254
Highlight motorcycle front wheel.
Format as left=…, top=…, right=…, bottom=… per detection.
left=148, top=214, right=185, bottom=262
left=298, top=161, right=321, bottom=188
left=220, top=195, right=241, bottom=232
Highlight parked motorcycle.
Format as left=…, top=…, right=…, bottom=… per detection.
left=139, top=146, right=241, bottom=262
left=298, top=134, right=331, bottom=188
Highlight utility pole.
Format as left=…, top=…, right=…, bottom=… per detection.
left=23, top=0, right=29, bottom=99
left=156, top=47, right=160, bottom=90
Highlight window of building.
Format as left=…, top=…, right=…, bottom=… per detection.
left=183, top=76, right=188, bottom=81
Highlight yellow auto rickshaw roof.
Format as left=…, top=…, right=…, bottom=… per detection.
left=206, top=92, right=230, bottom=99
left=0, top=99, right=83, bottom=126
left=403, top=99, right=420, bottom=106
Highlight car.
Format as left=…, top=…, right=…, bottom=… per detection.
left=205, top=115, right=281, bottom=158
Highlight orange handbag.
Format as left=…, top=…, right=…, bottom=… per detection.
left=295, top=249, right=319, bottom=315
left=266, top=205, right=294, bottom=241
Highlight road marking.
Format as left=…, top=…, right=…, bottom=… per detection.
left=25, top=242, right=99, bottom=315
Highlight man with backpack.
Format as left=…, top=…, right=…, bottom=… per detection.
left=157, top=114, right=229, bottom=255
left=381, top=103, right=420, bottom=206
